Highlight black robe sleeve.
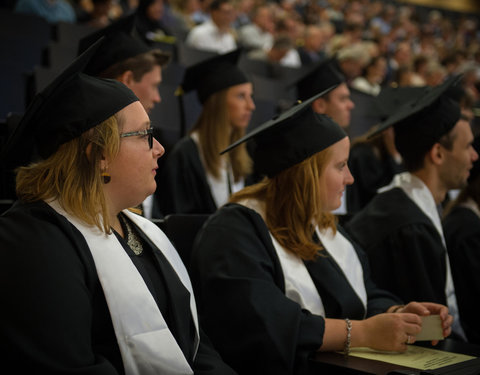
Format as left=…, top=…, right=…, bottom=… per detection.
left=346, top=189, right=448, bottom=306
left=0, top=202, right=120, bottom=374
left=190, top=203, right=325, bottom=375
left=157, top=137, right=217, bottom=215
left=443, top=206, right=480, bottom=344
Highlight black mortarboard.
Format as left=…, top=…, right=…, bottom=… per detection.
left=2, top=38, right=139, bottom=169
left=78, top=14, right=151, bottom=76
left=180, top=49, right=248, bottom=104
left=221, top=86, right=346, bottom=177
left=370, top=86, right=427, bottom=122
left=368, top=75, right=462, bottom=144
left=295, top=57, right=345, bottom=101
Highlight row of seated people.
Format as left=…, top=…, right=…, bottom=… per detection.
left=2, top=34, right=480, bottom=373
left=1, top=11, right=480, bottom=373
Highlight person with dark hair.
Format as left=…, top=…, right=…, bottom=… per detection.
left=0, top=39, right=236, bottom=374
left=158, top=49, right=255, bottom=215
left=79, top=14, right=171, bottom=219
left=346, top=76, right=477, bottom=342
left=135, top=0, right=174, bottom=45
left=185, top=0, right=236, bottom=53
left=189, top=91, right=452, bottom=375
left=443, top=134, right=480, bottom=344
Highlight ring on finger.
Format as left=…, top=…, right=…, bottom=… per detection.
left=406, top=335, right=412, bottom=345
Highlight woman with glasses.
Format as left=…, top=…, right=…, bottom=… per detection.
left=158, top=49, right=255, bottom=215
left=0, top=41, right=236, bottom=374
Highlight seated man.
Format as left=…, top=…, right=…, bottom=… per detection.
left=346, top=76, right=477, bottom=341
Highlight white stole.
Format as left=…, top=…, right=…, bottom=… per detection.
left=239, top=199, right=325, bottom=316
left=315, top=227, right=367, bottom=314
left=48, top=200, right=199, bottom=375
left=191, top=132, right=244, bottom=208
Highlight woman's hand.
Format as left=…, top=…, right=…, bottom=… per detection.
left=392, top=301, right=453, bottom=345
left=355, top=313, right=422, bottom=352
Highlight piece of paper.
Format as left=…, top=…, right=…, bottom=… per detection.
left=416, top=315, right=444, bottom=341
left=349, top=345, right=476, bottom=370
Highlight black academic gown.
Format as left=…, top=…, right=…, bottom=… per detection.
left=443, top=205, right=480, bottom=344
left=0, top=200, right=236, bottom=374
left=345, top=188, right=449, bottom=306
left=346, top=142, right=404, bottom=214
left=190, top=203, right=400, bottom=375
left=158, top=137, right=217, bottom=216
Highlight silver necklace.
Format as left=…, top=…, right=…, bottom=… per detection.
left=120, top=215, right=143, bottom=255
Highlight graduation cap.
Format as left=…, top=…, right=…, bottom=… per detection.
left=370, top=86, right=427, bottom=123
left=179, top=49, right=248, bottom=104
left=2, top=37, right=139, bottom=169
left=221, top=86, right=346, bottom=177
left=367, top=75, right=463, bottom=145
left=78, top=14, right=151, bottom=76
left=294, top=57, right=345, bottom=101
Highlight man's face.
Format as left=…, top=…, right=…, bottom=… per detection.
left=126, top=65, right=162, bottom=113
left=439, top=119, right=478, bottom=190
left=320, top=83, right=354, bottom=129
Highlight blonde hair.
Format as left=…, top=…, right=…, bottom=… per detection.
left=230, top=149, right=337, bottom=260
left=16, top=115, right=122, bottom=233
left=190, top=88, right=252, bottom=181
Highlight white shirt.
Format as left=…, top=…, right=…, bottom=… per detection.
left=186, top=19, right=236, bottom=54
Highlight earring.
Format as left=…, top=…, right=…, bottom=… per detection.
left=101, top=172, right=111, bottom=184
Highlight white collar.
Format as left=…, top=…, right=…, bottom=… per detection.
left=47, top=200, right=198, bottom=375
left=382, top=172, right=444, bottom=239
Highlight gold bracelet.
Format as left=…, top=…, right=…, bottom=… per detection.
left=344, top=318, right=352, bottom=357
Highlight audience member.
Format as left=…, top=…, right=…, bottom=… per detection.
left=170, top=0, right=200, bottom=41
left=297, top=24, right=327, bottom=66
left=346, top=76, right=477, bottom=341
left=158, top=50, right=255, bottom=215
left=0, top=39, right=236, bottom=374
left=185, top=0, right=236, bottom=53
left=237, top=4, right=275, bottom=51
left=77, top=0, right=115, bottom=28
left=189, top=92, right=452, bottom=375
left=351, top=55, right=387, bottom=96
left=135, top=0, right=174, bottom=44
left=14, top=0, right=76, bottom=23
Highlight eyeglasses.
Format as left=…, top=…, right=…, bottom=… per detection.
left=120, top=127, right=154, bottom=149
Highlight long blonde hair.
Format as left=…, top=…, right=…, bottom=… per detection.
left=190, top=88, right=252, bottom=181
left=16, top=115, right=122, bottom=233
left=230, top=149, right=337, bottom=260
